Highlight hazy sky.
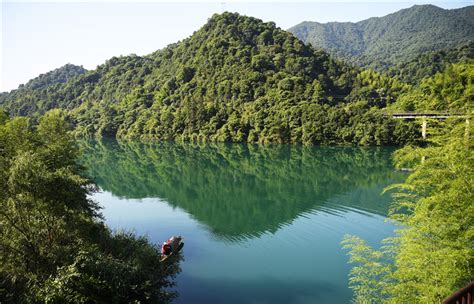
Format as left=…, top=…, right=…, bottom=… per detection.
left=1, top=1, right=472, bottom=92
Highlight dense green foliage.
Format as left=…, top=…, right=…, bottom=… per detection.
left=0, top=11, right=469, bottom=148
left=19, top=64, right=87, bottom=91
left=388, top=42, right=473, bottom=84
left=1, top=8, right=471, bottom=303
left=0, top=111, right=181, bottom=303
left=80, top=140, right=403, bottom=240
left=392, top=62, right=473, bottom=112
left=342, top=118, right=473, bottom=302
left=0, top=13, right=418, bottom=146
left=289, top=5, right=474, bottom=71
left=0, top=64, right=86, bottom=116
left=0, top=8, right=471, bottom=302
left=342, top=56, right=473, bottom=302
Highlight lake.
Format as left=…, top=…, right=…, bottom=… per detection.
left=80, top=140, right=404, bottom=303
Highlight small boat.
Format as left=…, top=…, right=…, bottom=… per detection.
left=160, top=236, right=184, bottom=262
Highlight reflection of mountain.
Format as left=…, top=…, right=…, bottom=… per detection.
left=80, top=140, right=403, bottom=240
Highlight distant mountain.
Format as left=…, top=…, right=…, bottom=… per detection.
left=0, top=13, right=419, bottom=145
left=289, top=5, right=474, bottom=70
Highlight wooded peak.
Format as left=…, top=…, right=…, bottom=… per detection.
left=289, top=4, right=474, bottom=70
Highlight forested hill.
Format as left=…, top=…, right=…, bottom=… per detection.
left=388, top=42, right=473, bottom=84
left=289, top=5, right=474, bottom=70
left=0, top=13, right=418, bottom=145
left=20, top=64, right=87, bottom=91
left=0, top=64, right=87, bottom=115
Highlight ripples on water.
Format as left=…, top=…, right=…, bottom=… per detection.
left=81, top=140, right=404, bottom=303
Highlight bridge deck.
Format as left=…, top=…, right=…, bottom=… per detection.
left=389, top=113, right=467, bottom=119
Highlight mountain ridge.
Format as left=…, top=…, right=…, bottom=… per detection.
left=289, top=4, right=474, bottom=70
left=0, top=12, right=416, bottom=146
left=12, top=12, right=473, bottom=145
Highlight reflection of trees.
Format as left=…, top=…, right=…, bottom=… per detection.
left=80, top=140, right=403, bottom=241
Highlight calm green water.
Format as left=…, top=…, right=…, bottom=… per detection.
left=81, top=140, right=404, bottom=303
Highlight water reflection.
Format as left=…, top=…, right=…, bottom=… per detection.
left=81, top=140, right=403, bottom=242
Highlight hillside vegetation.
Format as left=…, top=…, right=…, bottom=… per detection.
left=0, top=64, right=87, bottom=116
left=392, top=62, right=474, bottom=112
left=0, top=12, right=472, bottom=146
left=0, top=8, right=473, bottom=303
left=20, top=64, right=87, bottom=91
left=0, top=13, right=417, bottom=146
left=388, top=42, right=473, bottom=84
left=289, top=5, right=474, bottom=70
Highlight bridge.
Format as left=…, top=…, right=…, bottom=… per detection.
left=387, top=112, right=469, bottom=139
left=443, top=281, right=473, bottom=304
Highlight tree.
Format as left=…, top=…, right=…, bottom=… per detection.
left=0, top=110, right=181, bottom=303
left=343, top=118, right=473, bottom=303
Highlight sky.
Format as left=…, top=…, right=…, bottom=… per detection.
left=1, top=1, right=472, bottom=92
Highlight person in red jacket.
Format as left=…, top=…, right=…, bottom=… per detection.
left=161, top=236, right=182, bottom=256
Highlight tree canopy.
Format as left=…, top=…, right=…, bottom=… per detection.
left=388, top=42, right=473, bottom=84
left=0, top=12, right=420, bottom=146
left=392, top=62, right=474, bottom=112
left=0, top=11, right=472, bottom=146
